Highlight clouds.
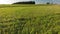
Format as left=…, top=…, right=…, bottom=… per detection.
left=0, top=0, right=31, bottom=4
left=0, top=0, right=60, bottom=4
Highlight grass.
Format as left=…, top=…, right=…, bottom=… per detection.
left=0, top=4, right=60, bottom=34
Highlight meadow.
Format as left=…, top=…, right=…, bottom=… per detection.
left=0, top=4, right=60, bottom=34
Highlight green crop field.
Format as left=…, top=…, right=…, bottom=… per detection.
left=0, top=4, right=60, bottom=34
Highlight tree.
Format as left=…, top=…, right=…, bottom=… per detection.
left=46, top=2, right=50, bottom=4
left=13, top=1, right=35, bottom=4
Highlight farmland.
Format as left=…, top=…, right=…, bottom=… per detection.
left=0, top=4, right=60, bottom=34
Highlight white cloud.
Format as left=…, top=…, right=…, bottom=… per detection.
left=0, top=0, right=31, bottom=4
left=0, top=0, right=60, bottom=4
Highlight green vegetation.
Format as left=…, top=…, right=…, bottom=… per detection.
left=0, top=4, right=60, bottom=34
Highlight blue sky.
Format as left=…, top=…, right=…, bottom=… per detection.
left=0, top=0, right=60, bottom=4
left=35, top=0, right=60, bottom=4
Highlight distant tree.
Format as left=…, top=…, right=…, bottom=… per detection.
left=46, top=2, right=50, bottom=4
left=13, top=1, right=35, bottom=4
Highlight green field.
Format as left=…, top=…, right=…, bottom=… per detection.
left=0, top=4, right=60, bottom=34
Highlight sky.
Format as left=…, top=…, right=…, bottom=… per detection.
left=0, top=0, right=60, bottom=4
left=35, top=0, right=60, bottom=4
left=0, top=0, right=31, bottom=4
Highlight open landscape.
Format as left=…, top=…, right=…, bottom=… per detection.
left=0, top=4, right=60, bottom=34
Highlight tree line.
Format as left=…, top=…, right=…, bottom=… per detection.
left=13, top=1, right=35, bottom=4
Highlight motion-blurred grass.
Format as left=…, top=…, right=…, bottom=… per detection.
left=0, top=4, right=60, bottom=34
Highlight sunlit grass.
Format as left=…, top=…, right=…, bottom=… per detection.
left=0, top=4, right=60, bottom=34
